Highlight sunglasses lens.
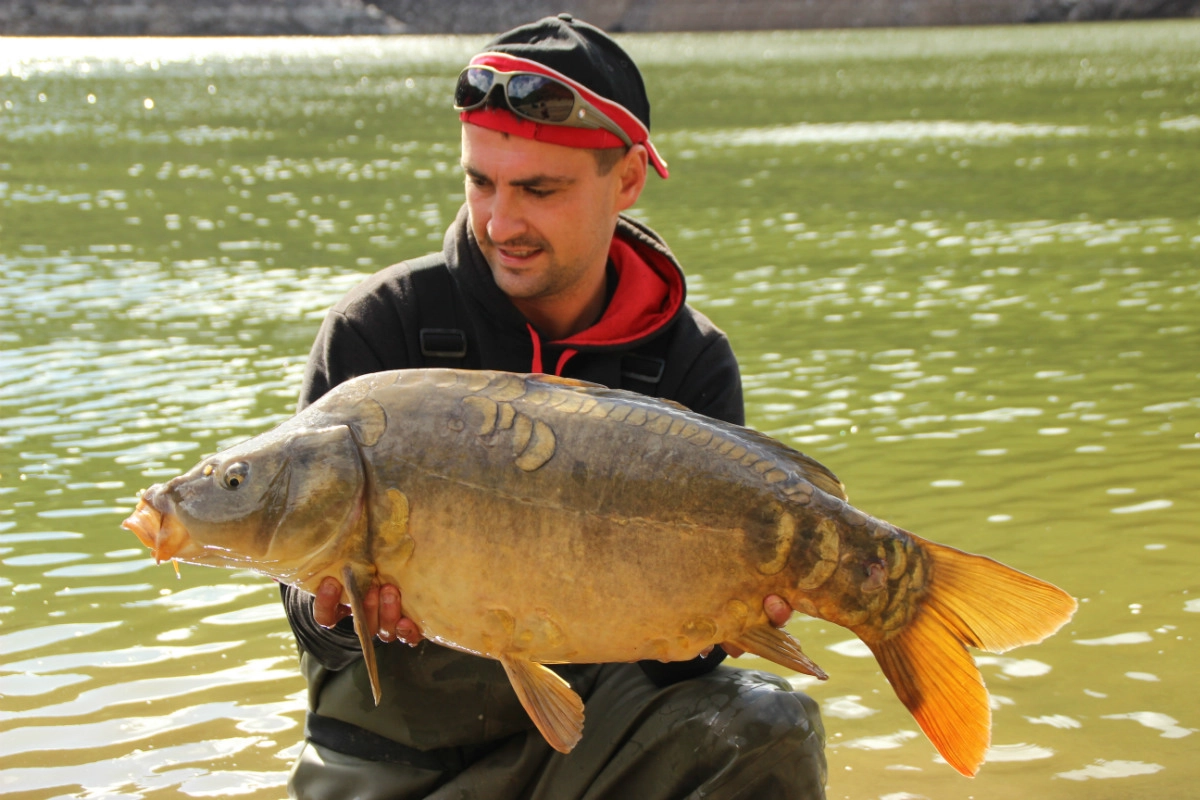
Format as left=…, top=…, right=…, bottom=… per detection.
left=455, top=68, right=494, bottom=108
left=505, top=74, right=576, bottom=123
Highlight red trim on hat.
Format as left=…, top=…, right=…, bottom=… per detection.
left=471, top=52, right=646, bottom=137
left=461, top=107, right=627, bottom=151
left=466, top=51, right=669, bottom=179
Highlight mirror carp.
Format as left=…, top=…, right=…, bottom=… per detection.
left=122, top=368, right=1076, bottom=776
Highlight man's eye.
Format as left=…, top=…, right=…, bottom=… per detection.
left=525, top=187, right=552, bottom=198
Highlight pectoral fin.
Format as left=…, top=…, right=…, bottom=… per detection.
left=500, top=656, right=585, bottom=753
left=341, top=563, right=382, bottom=706
left=732, top=624, right=828, bottom=680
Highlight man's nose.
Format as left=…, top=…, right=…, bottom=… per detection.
left=486, top=191, right=524, bottom=244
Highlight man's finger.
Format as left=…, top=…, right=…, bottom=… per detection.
left=313, top=576, right=345, bottom=628
left=764, top=594, right=792, bottom=627
left=396, top=619, right=424, bottom=646
left=378, top=585, right=401, bottom=641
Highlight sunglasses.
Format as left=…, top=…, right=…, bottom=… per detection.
left=454, top=65, right=634, bottom=148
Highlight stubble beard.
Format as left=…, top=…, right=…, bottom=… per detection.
left=482, top=231, right=560, bottom=301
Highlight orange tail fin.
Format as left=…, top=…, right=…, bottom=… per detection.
left=862, top=534, right=1077, bottom=777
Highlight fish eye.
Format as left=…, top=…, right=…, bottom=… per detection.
left=222, top=462, right=250, bottom=490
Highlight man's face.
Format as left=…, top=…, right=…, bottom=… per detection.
left=461, top=124, right=642, bottom=313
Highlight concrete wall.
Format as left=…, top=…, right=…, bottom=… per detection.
left=1, top=0, right=1197, bottom=36
left=0, top=0, right=404, bottom=36
left=375, top=0, right=1042, bottom=33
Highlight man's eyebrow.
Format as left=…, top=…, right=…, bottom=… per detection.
left=462, top=164, right=489, bottom=182
left=462, top=164, right=575, bottom=189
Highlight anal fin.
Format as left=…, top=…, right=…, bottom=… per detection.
left=342, top=563, right=382, bottom=706
left=732, top=623, right=828, bottom=680
left=500, top=656, right=585, bottom=753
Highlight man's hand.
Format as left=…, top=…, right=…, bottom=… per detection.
left=312, top=576, right=424, bottom=645
left=719, top=594, right=792, bottom=658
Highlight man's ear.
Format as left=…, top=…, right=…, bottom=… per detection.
left=614, top=144, right=649, bottom=212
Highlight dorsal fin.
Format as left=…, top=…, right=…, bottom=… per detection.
left=797, top=454, right=846, bottom=501
left=525, top=373, right=847, bottom=500
left=738, top=427, right=848, bottom=501
left=527, top=374, right=607, bottom=390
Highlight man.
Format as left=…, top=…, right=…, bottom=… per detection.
left=283, top=14, right=827, bottom=799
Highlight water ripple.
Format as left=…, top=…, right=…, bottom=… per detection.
left=1075, top=632, right=1153, bottom=646
left=0, top=657, right=296, bottom=722
left=0, top=621, right=122, bottom=656
left=1102, top=712, right=1196, bottom=739
left=1, top=640, right=241, bottom=673
left=0, top=734, right=286, bottom=797
left=980, top=742, right=1056, bottom=762
left=1056, top=760, right=1165, bottom=781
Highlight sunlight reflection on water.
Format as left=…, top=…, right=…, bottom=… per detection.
left=669, top=120, right=1094, bottom=147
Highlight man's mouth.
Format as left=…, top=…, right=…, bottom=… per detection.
left=495, top=245, right=542, bottom=265
left=500, top=247, right=539, bottom=258
left=487, top=235, right=548, bottom=266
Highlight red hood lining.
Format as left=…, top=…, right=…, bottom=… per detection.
left=553, top=234, right=683, bottom=350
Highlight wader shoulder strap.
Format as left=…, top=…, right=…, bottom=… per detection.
left=407, top=259, right=471, bottom=369
left=619, top=332, right=670, bottom=396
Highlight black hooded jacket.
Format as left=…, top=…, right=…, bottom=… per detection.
left=298, top=205, right=742, bottom=421
left=283, top=205, right=745, bottom=753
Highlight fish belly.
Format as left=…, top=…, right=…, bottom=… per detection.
left=386, top=493, right=765, bottom=665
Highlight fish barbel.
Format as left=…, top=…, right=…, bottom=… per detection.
left=122, top=368, right=1076, bottom=775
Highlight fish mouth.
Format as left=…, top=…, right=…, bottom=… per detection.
left=121, top=495, right=195, bottom=564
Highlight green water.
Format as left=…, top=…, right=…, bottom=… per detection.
left=2, top=22, right=1198, bottom=799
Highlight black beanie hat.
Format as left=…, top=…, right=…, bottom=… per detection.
left=483, top=13, right=652, bottom=132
